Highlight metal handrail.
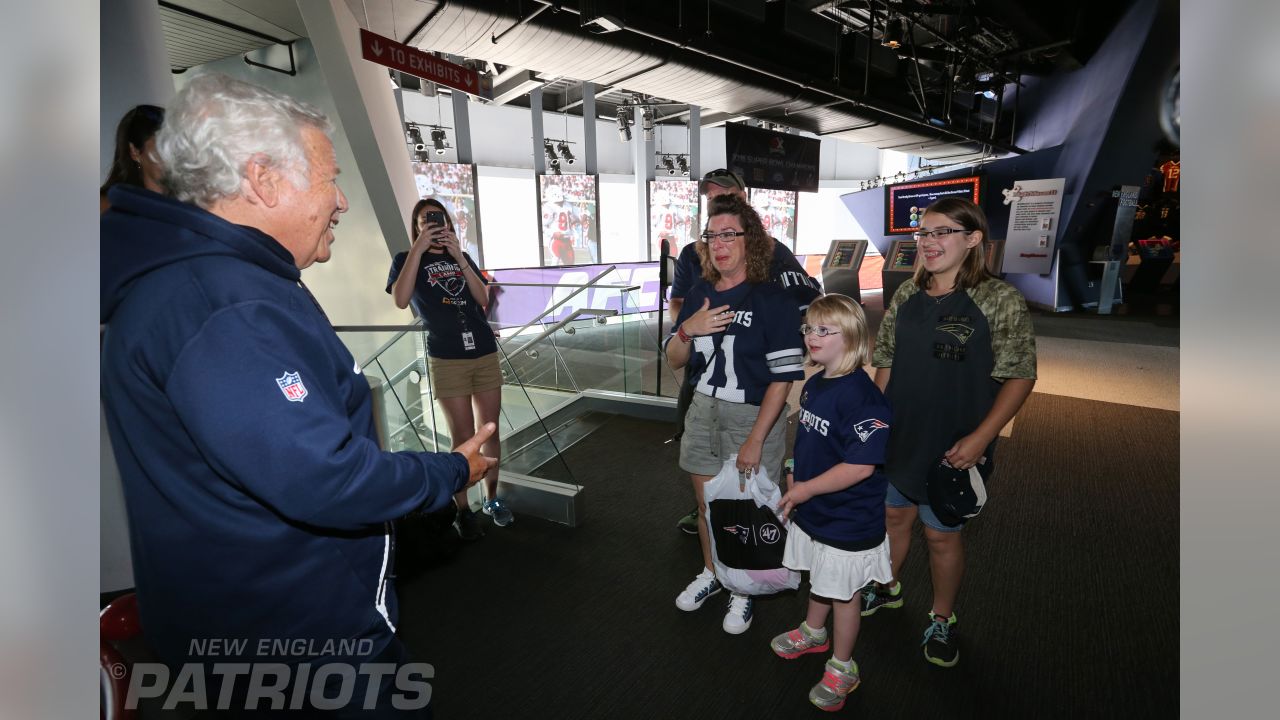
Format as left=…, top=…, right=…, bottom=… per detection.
left=499, top=265, right=618, bottom=342
left=510, top=308, right=618, bottom=357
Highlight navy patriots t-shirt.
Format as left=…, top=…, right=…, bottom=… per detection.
left=665, top=281, right=805, bottom=404
left=792, top=369, right=892, bottom=551
left=386, top=250, right=497, bottom=359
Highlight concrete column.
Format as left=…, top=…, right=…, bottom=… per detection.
left=452, top=90, right=473, bottom=165
left=633, top=106, right=656, bottom=259
left=687, top=105, right=701, bottom=179
left=298, top=0, right=419, bottom=252
left=582, top=84, right=597, bottom=175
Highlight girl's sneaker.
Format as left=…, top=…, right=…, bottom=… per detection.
left=722, top=593, right=754, bottom=634
left=922, top=611, right=959, bottom=667
left=482, top=498, right=514, bottom=527
left=675, top=570, right=722, bottom=611
left=770, top=624, right=830, bottom=659
left=809, top=658, right=861, bottom=712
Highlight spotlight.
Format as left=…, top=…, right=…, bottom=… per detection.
left=676, top=155, right=689, bottom=175
left=430, top=128, right=447, bottom=155
left=414, top=150, right=430, bottom=163
left=882, top=16, right=906, bottom=50
left=661, top=156, right=676, bottom=175
left=406, top=124, right=423, bottom=146
left=558, top=141, right=575, bottom=165
left=642, top=108, right=655, bottom=143
left=544, top=141, right=559, bottom=162
left=616, top=106, right=632, bottom=142
left=549, top=158, right=562, bottom=176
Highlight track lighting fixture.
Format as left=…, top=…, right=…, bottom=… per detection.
left=882, top=16, right=906, bottom=50
left=558, top=141, right=575, bottom=164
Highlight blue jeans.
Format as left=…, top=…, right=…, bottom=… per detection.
left=886, top=483, right=964, bottom=533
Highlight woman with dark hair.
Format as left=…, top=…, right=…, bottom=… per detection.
left=867, top=197, right=1037, bottom=668
left=100, top=104, right=165, bottom=212
left=665, top=193, right=806, bottom=635
left=387, top=198, right=508, bottom=540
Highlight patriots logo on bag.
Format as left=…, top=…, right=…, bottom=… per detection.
left=723, top=524, right=752, bottom=544
left=276, top=371, right=308, bottom=402
left=853, top=418, right=888, bottom=442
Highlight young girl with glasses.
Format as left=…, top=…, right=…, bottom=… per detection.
left=867, top=197, right=1037, bottom=668
left=768, top=293, right=893, bottom=711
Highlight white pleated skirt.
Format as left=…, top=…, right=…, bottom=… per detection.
left=782, top=524, right=894, bottom=602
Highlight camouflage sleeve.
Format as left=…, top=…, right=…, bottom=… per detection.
left=871, top=280, right=918, bottom=367
left=978, top=280, right=1038, bottom=380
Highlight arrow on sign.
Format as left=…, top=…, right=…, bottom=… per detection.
left=370, top=40, right=383, bottom=57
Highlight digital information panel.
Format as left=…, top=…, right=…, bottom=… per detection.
left=882, top=239, right=920, bottom=302
left=412, top=162, right=483, bottom=265
left=649, top=179, right=700, bottom=260
left=538, top=174, right=600, bottom=267
left=749, top=188, right=798, bottom=249
left=884, top=176, right=984, bottom=235
left=821, top=239, right=869, bottom=301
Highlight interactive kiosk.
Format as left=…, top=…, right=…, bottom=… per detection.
left=881, top=239, right=919, bottom=301
left=820, top=239, right=869, bottom=302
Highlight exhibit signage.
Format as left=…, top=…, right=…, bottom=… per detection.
left=725, top=123, right=820, bottom=193
left=1000, top=178, right=1066, bottom=274
left=359, top=29, right=491, bottom=99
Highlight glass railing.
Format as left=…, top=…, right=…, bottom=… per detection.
left=333, top=263, right=683, bottom=516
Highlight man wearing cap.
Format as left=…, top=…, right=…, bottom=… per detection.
left=668, top=168, right=822, bottom=534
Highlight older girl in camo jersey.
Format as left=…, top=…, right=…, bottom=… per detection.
left=866, top=197, right=1037, bottom=667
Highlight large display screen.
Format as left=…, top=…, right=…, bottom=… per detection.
left=648, top=179, right=700, bottom=260
left=538, top=175, right=600, bottom=267
left=884, top=176, right=984, bottom=235
left=411, top=162, right=483, bottom=265
left=749, top=188, right=798, bottom=249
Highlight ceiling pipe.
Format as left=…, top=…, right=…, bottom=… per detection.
left=527, top=0, right=1027, bottom=155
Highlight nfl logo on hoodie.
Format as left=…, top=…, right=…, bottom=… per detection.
left=276, top=371, right=308, bottom=402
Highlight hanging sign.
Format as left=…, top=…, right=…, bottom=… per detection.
left=358, top=29, right=491, bottom=99
left=1000, top=178, right=1066, bottom=274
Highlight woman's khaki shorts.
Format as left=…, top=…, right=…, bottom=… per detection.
left=428, top=352, right=503, bottom=399
left=679, top=391, right=790, bottom=481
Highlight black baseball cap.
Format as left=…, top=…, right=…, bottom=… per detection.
left=699, top=168, right=746, bottom=194
left=926, top=456, right=991, bottom=527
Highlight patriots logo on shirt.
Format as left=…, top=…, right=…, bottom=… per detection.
left=723, top=525, right=752, bottom=544
left=937, top=323, right=974, bottom=345
left=853, top=418, right=888, bottom=443
left=276, top=371, right=308, bottom=403
left=800, top=390, right=809, bottom=407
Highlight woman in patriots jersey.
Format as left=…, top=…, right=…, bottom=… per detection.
left=664, top=193, right=806, bottom=635
left=769, top=294, right=892, bottom=712
left=387, top=198, right=511, bottom=539
left=870, top=197, right=1037, bottom=669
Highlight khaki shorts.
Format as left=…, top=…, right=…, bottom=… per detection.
left=428, top=352, right=503, bottom=399
left=679, top=391, right=790, bottom=481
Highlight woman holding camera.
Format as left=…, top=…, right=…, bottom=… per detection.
left=387, top=198, right=509, bottom=540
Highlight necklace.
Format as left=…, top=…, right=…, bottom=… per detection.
left=929, top=286, right=958, bottom=303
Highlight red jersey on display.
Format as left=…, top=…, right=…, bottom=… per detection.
left=1158, top=160, right=1180, bottom=192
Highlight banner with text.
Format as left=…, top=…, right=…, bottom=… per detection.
left=359, top=29, right=491, bottom=99
left=725, top=123, right=820, bottom=193
left=1000, top=178, right=1066, bottom=274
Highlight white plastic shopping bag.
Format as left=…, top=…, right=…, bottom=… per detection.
left=703, top=455, right=800, bottom=595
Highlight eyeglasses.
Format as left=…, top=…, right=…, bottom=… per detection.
left=912, top=227, right=970, bottom=240
left=700, top=231, right=745, bottom=243
left=800, top=324, right=841, bottom=337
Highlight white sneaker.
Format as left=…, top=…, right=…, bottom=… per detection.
left=722, top=592, right=754, bottom=634
left=675, top=570, right=723, bottom=612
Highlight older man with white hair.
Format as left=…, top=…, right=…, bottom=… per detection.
left=101, top=73, right=488, bottom=717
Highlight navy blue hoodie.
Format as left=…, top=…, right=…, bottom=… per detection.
left=101, top=186, right=468, bottom=665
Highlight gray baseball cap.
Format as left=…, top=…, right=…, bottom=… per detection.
left=699, top=168, right=746, bottom=194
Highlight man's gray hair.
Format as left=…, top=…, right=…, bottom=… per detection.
left=155, top=74, right=332, bottom=209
